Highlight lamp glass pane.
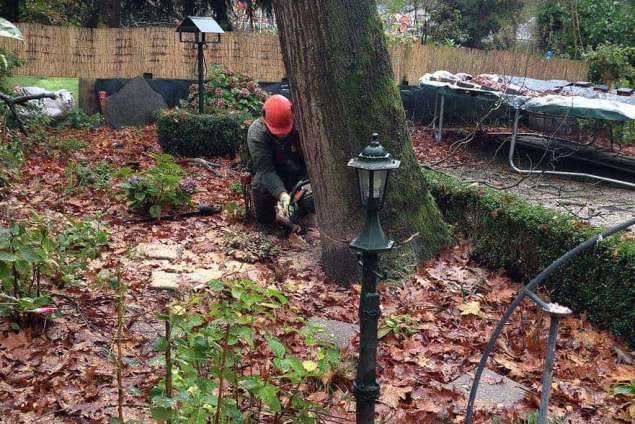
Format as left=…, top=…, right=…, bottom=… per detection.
left=357, top=169, right=370, bottom=206
left=372, top=170, right=388, bottom=203
left=357, top=169, right=388, bottom=207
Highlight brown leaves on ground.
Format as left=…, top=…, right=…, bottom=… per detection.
left=0, top=125, right=633, bottom=423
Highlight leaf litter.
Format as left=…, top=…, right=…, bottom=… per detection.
left=0, top=125, right=632, bottom=423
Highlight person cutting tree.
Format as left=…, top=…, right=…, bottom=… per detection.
left=247, top=94, right=314, bottom=234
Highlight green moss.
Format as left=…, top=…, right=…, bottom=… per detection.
left=423, top=168, right=635, bottom=348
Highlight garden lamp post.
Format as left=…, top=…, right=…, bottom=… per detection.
left=348, top=133, right=400, bottom=424
left=176, top=17, right=224, bottom=114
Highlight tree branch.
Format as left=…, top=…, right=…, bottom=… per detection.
left=0, top=92, right=57, bottom=136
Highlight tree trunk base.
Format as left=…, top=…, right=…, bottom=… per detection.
left=321, top=237, right=360, bottom=284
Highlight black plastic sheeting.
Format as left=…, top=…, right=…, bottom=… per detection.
left=95, top=78, right=515, bottom=126
left=95, top=78, right=194, bottom=110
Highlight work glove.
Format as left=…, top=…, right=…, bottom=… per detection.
left=277, top=192, right=291, bottom=218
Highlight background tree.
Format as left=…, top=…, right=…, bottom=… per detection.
left=535, top=0, right=635, bottom=58
left=101, top=0, right=121, bottom=27
left=1, top=0, right=20, bottom=22
left=272, top=0, right=450, bottom=283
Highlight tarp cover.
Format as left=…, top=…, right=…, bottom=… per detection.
left=420, top=79, right=635, bottom=122
left=520, top=95, right=635, bottom=121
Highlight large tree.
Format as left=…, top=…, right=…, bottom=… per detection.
left=272, top=0, right=449, bottom=283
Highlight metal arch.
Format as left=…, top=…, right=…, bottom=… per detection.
left=465, top=217, right=635, bottom=424
left=507, top=108, right=635, bottom=190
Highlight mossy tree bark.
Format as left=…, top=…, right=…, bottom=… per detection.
left=272, top=0, right=450, bottom=283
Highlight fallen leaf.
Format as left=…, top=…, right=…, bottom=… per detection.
left=458, top=301, right=481, bottom=316
left=380, top=384, right=412, bottom=409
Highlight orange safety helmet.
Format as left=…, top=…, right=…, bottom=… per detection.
left=262, top=94, right=294, bottom=138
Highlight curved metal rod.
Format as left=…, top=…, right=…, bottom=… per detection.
left=465, top=217, right=635, bottom=423
left=508, top=109, right=635, bottom=190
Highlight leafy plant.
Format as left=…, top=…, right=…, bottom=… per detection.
left=56, top=217, right=109, bottom=265
left=0, top=218, right=57, bottom=318
left=612, top=379, right=635, bottom=396
left=378, top=314, right=421, bottom=339
left=512, top=410, right=565, bottom=424
left=0, top=18, right=23, bottom=41
left=185, top=65, right=268, bottom=116
left=150, top=278, right=340, bottom=423
left=0, top=214, right=109, bottom=320
left=229, top=181, right=243, bottom=195
left=120, top=153, right=195, bottom=218
left=56, top=108, right=101, bottom=129
left=51, top=137, right=89, bottom=152
left=65, top=159, right=114, bottom=190
left=0, top=139, right=23, bottom=190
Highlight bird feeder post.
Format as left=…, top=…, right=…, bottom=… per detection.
left=176, top=17, right=224, bottom=114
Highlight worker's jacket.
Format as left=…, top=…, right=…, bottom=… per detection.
left=247, top=118, right=307, bottom=198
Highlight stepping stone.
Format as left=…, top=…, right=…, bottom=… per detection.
left=184, top=267, right=224, bottom=284
left=447, top=368, right=529, bottom=409
left=150, top=270, right=179, bottom=290
left=137, top=243, right=183, bottom=261
left=307, top=317, right=358, bottom=350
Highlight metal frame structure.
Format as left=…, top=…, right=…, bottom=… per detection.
left=508, top=108, right=635, bottom=189
left=465, top=217, right=635, bottom=424
left=427, top=82, right=635, bottom=190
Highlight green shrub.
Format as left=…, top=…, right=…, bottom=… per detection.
left=585, top=44, right=635, bottom=88
left=184, top=64, right=268, bottom=116
left=120, top=153, right=194, bottom=218
left=155, top=109, right=249, bottom=158
left=423, top=169, right=635, bottom=348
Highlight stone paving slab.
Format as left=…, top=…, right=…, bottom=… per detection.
left=137, top=243, right=184, bottom=261
left=447, top=368, right=529, bottom=409
left=150, top=270, right=179, bottom=290
left=307, top=317, right=358, bottom=350
left=184, top=267, right=224, bottom=284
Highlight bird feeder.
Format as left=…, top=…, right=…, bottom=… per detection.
left=176, top=17, right=224, bottom=113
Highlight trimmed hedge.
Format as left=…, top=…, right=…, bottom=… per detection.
left=155, top=109, right=249, bottom=158
left=422, top=168, right=635, bottom=348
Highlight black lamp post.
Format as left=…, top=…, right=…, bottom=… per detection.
left=176, top=17, right=224, bottom=114
left=348, top=133, right=400, bottom=424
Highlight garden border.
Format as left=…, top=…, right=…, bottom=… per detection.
left=422, top=168, right=635, bottom=348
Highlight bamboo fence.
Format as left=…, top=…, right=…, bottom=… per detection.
left=0, top=24, right=588, bottom=82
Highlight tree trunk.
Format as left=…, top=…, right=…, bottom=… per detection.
left=101, top=0, right=121, bottom=27
left=2, top=0, right=20, bottom=22
left=182, top=0, right=196, bottom=17
left=210, top=0, right=232, bottom=31
left=272, top=0, right=449, bottom=283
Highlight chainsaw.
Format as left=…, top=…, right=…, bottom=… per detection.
left=287, top=179, right=314, bottom=224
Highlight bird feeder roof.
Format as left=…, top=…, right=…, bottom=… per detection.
left=176, top=16, right=224, bottom=34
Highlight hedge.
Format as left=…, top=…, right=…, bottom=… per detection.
left=422, top=168, right=635, bottom=348
left=155, top=109, right=249, bottom=158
